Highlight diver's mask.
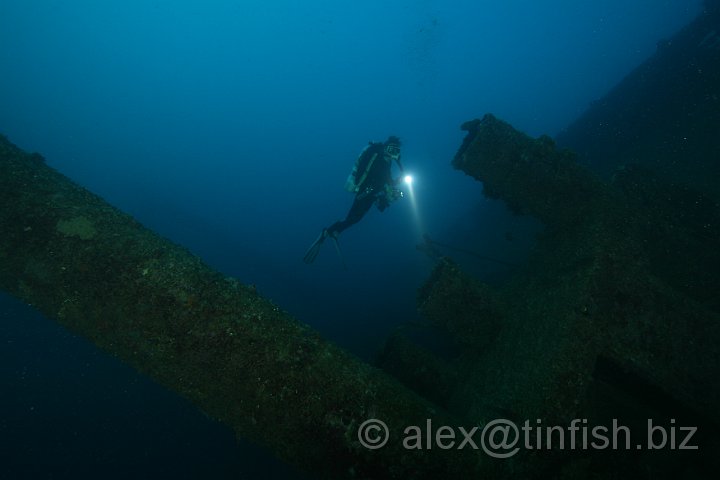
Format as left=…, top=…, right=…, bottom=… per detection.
left=384, top=144, right=401, bottom=160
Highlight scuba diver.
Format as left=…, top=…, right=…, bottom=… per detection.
left=303, top=135, right=405, bottom=264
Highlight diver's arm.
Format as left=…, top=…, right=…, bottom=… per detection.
left=391, top=157, right=405, bottom=186
left=395, top=156, right=405, bottom=174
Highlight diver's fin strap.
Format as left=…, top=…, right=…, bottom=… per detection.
left=331, top=236, right=347, bottom=270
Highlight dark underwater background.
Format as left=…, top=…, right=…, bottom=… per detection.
left=0, top=1, right=707, bottom=479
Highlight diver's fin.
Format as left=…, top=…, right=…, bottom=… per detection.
left=330, top=236, right=347, bottom=270
left=303, top=230, right=327, bottom=264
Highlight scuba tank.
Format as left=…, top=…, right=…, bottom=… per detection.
left=344, top=142, right=382, bottom=193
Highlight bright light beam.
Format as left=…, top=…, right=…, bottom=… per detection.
left=403, top=173, right=423, bottom=237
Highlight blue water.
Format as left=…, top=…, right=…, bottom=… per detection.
left=0, top=1, right=703, bottom=478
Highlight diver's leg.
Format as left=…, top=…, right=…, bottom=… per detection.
left=326, top=194, right=375, bottom=236
left=305, top=194, right=374, bottom=264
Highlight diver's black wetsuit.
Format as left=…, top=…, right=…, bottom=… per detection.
left=302, top=136, right=402, bottom=265
left=326, top=143, right=393, bottom=236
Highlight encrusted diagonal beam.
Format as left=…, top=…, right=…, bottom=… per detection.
left=0, top=135, right=480, bottom=479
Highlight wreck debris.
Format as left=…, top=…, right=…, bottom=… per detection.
left=390, top=114, right=720, bottom=477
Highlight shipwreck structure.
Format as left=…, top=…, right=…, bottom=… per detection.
left=556, top=0, right=720, bottom=203
left=379, top=114, right=720, bottom=477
